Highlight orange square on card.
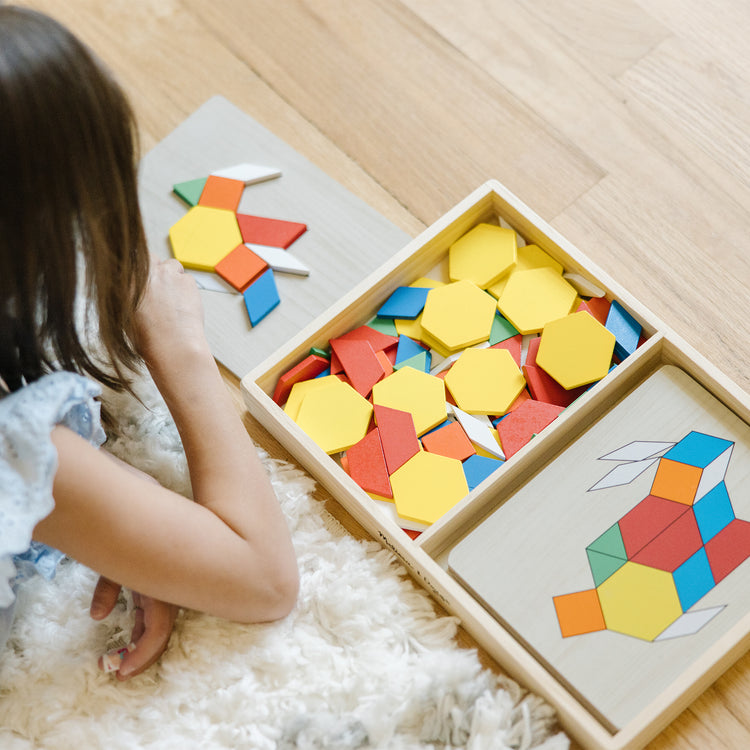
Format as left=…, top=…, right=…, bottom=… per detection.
left=198, top=175, right=245, bottom=211
left=215, top=244, right=268, bottom=292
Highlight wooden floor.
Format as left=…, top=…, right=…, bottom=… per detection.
left=19, top=1, right=750, bottom=747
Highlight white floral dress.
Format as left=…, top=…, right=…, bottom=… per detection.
left=0, top=372, right=106, bottom=651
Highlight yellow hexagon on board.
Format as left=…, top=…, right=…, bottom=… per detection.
left=294, top=378, right=373, bottom=454
left=497, top=267, right=577, bottom=335
left=420, top=280, right=497, bottom=355
left=444, top=348, right=526, bottom=415
left=371, top=367, right=446, bottom=436
left=597, top=562, right=682, bottom=641
left=449, top=223, right=517, bottom=289
left=168, top=205, right=243, bottom=271
left=487, top=244, right=564, bottom=298
left=536, top=311, right=616, bottom=389
left=391, top=451, right=469, bottom=525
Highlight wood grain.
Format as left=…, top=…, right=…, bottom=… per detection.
left=14, top=1, right=750, bottom=747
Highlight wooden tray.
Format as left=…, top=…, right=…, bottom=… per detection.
left=241, top=179, right=750, bottom=749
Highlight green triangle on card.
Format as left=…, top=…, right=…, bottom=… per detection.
left=489, top=313, right=519, bottom=344
left=586, top=523, right=627, bottom=560
left=587, top=549, right=626, bottom=587
left=173, top=177, right=208, bottom=207
left=367, top=316, right=398, bottom=336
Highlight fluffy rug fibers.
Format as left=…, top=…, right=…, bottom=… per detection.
left=0, top=376, right=569, bottom=749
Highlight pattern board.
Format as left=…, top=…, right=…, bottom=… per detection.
left=448, top=365, right=750, bottom=730
left=138, top=96, right=412, bottom=378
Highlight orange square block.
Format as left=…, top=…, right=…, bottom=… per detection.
left=215, top=244, right=268, bottom=292
left=421, top=421, right=475, bottom=461
left=651, top=458, right=703, bottom=505
left=553, top=589, right=606, bottom=638
left=198, top=175, right=245, bottom=211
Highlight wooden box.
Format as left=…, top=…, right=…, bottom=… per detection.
left=241, top=180, right=750, bottom=750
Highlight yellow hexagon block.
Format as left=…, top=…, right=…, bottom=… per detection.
left=391, top=451, right=469, bottom=525
left=294, top=378, right=373, bottom=454
left=449, top=223, right=517, bottom=289
left=597, top=562, right=682, bottom=641
left=497, top=267, right=577, bottom=335
left=284, top=375, right=342, bottom=421
left=444, top=348, right=526, bottom=415
left=168, top=205, right=243, bottom=271
left=487, top=244, right=564, bottom=298
left=394, top=278, right=445, bottom=340
left=536, top=311, right=616, bottom=389
left=420, top=280, right=497, bottom=355
left=371, top=367, right=446, bottom=436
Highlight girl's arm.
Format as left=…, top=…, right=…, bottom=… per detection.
left=34, top=258, right=298, bottom=625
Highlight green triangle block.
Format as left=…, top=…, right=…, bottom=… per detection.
left=394, top=349, right=430, bottom=373
left=587, top=549, right=626, bottom=587
left=586, top=523, right=627, bottom=560
left=309, top=346, right=330, bottom=359
left=173, top=177, right=208, bottom=207
left=489, top=313, right=519, bottom=344
left=366, top=316, right=398, bottom=336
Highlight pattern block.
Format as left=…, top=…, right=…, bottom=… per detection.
left=243, top=269, right=280, bottom=326
left=497, top=267, right=577, bottom=335
left=420, top=280, right=497, bottom=355
left=236, top=213, right=307, bottom=248
left=198, top=174, right=245, bottom=211
left=536, top=310, right=616, bottom=390
left=168, top=206, right=243, bottom=272
left=390, top=451, right=469, bottom=525
left=448, top=223, right=517, bottom=290
left=294, top=379, right=373, bottom=455
left=461, top=454, right=503, bottom=491
left=421, top=420, right=475, bottom=462
left=371, top=367, right=447, bottom=436
left=377, top=286, right=431, bottom=320
left=605, top=299, right=642, bottom=360
left=444, top=347, right=526, bottom=416
left=345, top=428, right=393, bottom=498
left=214, top=243, right=268, bottom=292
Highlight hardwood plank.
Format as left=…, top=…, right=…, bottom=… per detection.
left=403, top=0, right=750, bottom=211
left=631, top=0, right=750, bottom=82
left=180, top=0, right=603, bottom=224
left=524, top=0, right=670, bottom=76
left=619, top=37, right=750, bottom=198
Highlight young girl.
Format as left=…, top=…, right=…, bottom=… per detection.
left=0, top=6, right=299, bottom=679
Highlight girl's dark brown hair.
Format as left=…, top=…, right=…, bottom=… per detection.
left=0, top=6, right=149, bottom=412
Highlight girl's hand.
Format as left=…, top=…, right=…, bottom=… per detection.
left=133, top=257, right=211, bottom=370
left=91, top=575, right=179, bottom=681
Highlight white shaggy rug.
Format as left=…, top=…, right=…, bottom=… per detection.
left=0, top=374, right=569, bottom=750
